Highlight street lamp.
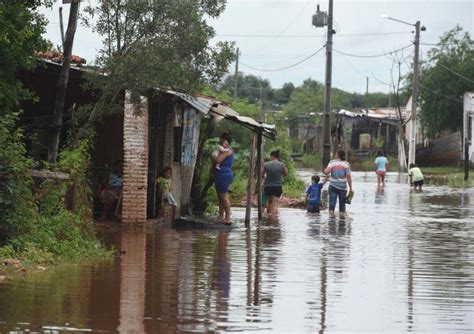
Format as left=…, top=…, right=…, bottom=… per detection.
left=382, top=14, right=426, bottom=168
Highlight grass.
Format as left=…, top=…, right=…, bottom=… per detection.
left=420, top=166, right=473, bottom=187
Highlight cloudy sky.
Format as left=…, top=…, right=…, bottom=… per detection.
left=40, top=0, right=473, bottom=93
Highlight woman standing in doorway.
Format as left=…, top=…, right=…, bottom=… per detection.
left=262, top=150, right=288, bottom=215
left=324, top=150, right=353, bottom=216
left=212, top=132, right=235, bottom=225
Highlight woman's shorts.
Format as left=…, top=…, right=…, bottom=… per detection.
left=214, top=172, right=233, bottom=194
left=264, top=186, right=283, bottom=198
left=376, top=170, right=386, bottom=177
left=414, top=180, right=424, bottom=186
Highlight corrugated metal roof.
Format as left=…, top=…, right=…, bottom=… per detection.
left=210, top=109, right=277, bottom=140
left=166, top=90, right=216, bottom=114
left=164, top=89, right=277, bottom=139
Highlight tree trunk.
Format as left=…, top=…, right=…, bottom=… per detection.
left=48, top=2, right=80, bottom=163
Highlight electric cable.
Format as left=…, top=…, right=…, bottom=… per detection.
left=216, top=31, right=412, bottom=38
left=419, top=84, right=463, bottom=103
left=240, top=45, right=325, bottom=72
left=436, top=62, right=474, bottom=84
left=333, top=44, right=412, bottom=58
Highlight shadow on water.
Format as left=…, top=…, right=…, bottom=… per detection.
left=0, top=171, right=473, bottom=332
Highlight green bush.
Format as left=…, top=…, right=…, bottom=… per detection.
left=0, top=118, right=110, bottom=264
left=0, top=112, right=37, bottom=240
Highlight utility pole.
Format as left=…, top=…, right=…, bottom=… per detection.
left=48, top=0, right=80, bottom=163
left=233, top=47, right=239, bottom=99
left=322, top=0, right=334, bottom=167
left=59, top=7, right=65, bottom=50
left=259, top=84, right=264, bottom=122
left=408, top=21, right=421, bottom=167
left=313, top=1, right=334, bottom=167
left=365, top=76, right=369, bottom=107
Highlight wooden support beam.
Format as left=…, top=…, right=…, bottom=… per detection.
left=256, top=131, right=263, bottom=221
left=29, top=169, right=70, bottom=180
left=245, top=133, right=257, bottom=227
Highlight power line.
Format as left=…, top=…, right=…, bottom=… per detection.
left=333, top=44, right=412, bottom=58
left=421, top=42, right=474, bottom=46
left=419, top=84, right=463, bottom=103
left=437, top=62, right=474, bottom=84
left=216, top=31, right=412, bottom=38
left=240, top=45, right=325, bottom=72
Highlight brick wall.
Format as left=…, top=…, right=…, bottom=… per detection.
left=122, top=94, right=149, bottom=224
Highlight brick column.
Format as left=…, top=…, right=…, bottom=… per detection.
left=122, top=94, right=148, bottom=224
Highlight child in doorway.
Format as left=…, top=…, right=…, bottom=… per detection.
left=211, top=139, right=230, bottom=170
left=305, top=175, right=326, bottom=213
left=157, top=167, right=177, bottom=218
left=408, top=163, right=424, bottom=191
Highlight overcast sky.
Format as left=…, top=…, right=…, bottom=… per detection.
left=41, top=0, right=473, bottom=93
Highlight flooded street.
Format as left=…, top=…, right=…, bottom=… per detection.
left=1, top=171, right=473, bottom=333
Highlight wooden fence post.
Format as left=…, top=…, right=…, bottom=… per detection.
left=245, top=134, right=257, bottom=226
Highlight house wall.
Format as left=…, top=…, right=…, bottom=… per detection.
left=146, top=96, right=202, bottom=218
left=122, top=95, right=149, bottom=224
left=464, top=93, right=474, bottom=162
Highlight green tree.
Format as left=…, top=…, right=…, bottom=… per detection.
left=419, top=26, right=474, bottom=137
left=219, top=73, right=273, bottom=104
left=80, top=0, right=235, bottom=128
left=273, top=82, right=295, bottom=107
left=0, top=0, right=51, bottom=112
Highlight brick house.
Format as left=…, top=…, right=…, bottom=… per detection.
left=19, top=58, right=276, bottom=224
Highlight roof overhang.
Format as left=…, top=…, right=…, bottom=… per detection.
left=165, top=89, right=277, bottom=140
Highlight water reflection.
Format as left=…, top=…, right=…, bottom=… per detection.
left=375, top=185, right=386, bottom=205
left=118, top=227, right=146, bottom=333
left=0, top=172, right=473, bottom=332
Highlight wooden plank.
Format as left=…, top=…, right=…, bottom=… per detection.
left=29, top=169, right=70, bottom=180
left=245, top=134, right=257, bottom=226
left=173, top=216, right=234, bottom=230
left=256, top=131, right=263, bottom=221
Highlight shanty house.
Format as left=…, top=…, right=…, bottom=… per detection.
left=19, top=56, right=276, bottom=224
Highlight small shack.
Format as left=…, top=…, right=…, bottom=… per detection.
left=336, top=108, right=403, bottom=155
left=18, top=58, right=277, bottom=224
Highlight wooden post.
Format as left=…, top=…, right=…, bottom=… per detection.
left=245, top=134, right=257, bottom=226
left=48, top=1, right=80, bottom=163
left=256, top=131, right=263, bottom=221
left=465, top=140, right=469, bottom=181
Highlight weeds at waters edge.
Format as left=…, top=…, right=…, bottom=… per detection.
left=0, top=114, right=113, bottom=281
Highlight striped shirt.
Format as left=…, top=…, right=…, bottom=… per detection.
left=324, top=159, right=352, bottom=190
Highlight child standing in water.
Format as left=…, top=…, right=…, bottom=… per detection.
left=408, top=163, right=424, bottom=191
left=157, top=167, right=177, bottom=218
left=374, top=150, right=389, bottom=187
left=305, top=175, right=326, bottom=213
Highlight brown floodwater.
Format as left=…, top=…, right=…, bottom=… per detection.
left=0, top=171, right=473, bottom=333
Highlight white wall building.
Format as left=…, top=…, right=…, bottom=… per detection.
left=464, top=92, right=474, bottom=162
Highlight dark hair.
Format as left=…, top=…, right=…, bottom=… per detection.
left=312, top=175, right=320, bottom=183
left=337, top=150, right=346, bottom=161
left=409, top=163, right=415, bottom=169
left=163, top=167, right=172, bottom=173
left=220, top=131, right=232, bottom=144
left=376, top=150, right=383, bottom=157
left=270, top=150, right=280, bottom=159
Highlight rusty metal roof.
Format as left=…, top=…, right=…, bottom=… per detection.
left=166, top=90, right=217, bottom=114
left=165, top=90, right=277, bottom=139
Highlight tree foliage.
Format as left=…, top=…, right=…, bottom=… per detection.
left=419, top=26, right=474, bottom=137
left=0, top=0, right=51, bottom=112
left=81, top=0, right=236, bottom=116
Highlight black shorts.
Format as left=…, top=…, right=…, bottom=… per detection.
left=414, top=180, right=424, bottom=186
left=307, top=204, right=320, bottom=213
left=264, top=186, right=282, bottom=198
